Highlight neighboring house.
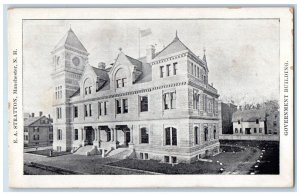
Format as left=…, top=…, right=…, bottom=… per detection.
left=230, top=109, right=279, bottom=140
left=51, top=28, right=221, bottom=163
left=24, top=112, right=53, bottom=147
left=220, top=102, right=237, bottom=134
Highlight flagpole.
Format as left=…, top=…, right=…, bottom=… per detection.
left=138, top=28, right=140, bottom=58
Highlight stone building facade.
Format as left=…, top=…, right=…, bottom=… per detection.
left=52, top=28, right=221, bottom=163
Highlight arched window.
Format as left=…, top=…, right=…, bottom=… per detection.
left=84, top=78, right=93, bottom=95
left=204, top=127, right=208, bottom=141
left=165, top=127, right=177, bottom=146
left=115, top=68, right=128, bottom=88
left=140, top=127, right=149, bottom=144
left=194, top=127, right=199, bottom=144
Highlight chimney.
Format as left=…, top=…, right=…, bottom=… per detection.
left=146, top=45, right=155, bottom=62
left=98, top=62, right=106, bottom=69
left=39, top=111, right=43, bottom=117
left=31, top=113, right=34, bottom=117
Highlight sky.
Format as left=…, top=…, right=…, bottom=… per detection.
left=23, top=19, right=280, bottom=116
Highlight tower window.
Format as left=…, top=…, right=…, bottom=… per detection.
left=74, top=106, right=78, bottom=118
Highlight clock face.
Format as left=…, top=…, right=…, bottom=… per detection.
left=72, top=56, right=80, bottom=66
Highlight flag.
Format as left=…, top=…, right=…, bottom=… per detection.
left=140, top=28, right=152, bottom=37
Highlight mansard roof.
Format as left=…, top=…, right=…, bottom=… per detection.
left=53, top=28, right=88, bottom=52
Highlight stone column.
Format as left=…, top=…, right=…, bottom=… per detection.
left=94, top=127, right=97, bottom=141
left=114, top=128, right=117, bottom=143
left=128, top=124, right=134, bottom=148
left=111, top=128, right=114, bottom=142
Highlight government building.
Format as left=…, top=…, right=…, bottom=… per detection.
left=51, top=28, right=221, bottom=163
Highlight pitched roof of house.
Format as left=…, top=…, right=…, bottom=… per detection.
left=53, top=28, right=88, bottom=52
left=24, top=116, right=43, bottom=126
left=232, top=109, right=266, bottom=122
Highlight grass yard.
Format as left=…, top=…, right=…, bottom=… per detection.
left=108, top=159, right=221, bottom=174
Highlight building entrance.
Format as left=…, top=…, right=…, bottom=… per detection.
left=85, top=127, right=94, bottom=145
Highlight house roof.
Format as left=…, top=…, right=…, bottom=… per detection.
left=232, top=109, right=266, bottom=122
left=53, top=28, right=88, bottom=52
left=24, top=116, right=43, bottom=126
left=125, top=55, right=143, bottom=71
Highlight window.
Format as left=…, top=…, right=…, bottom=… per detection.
left=171, top=156, right=177, bottom=164
left=140, top=96, right=148, bottom=112
left=85, top=86, right=92, bottom=95
left=165, top=127, right=177, bottom=146
left=166, top=64, right=171, bottom=76
left=140, top=127, right=149, bottom=144
left=55, top=86, right=62, bottom=99
left=194, top=127, right=199, bottom=145
left=123, top=99, right=128, bottom=113
left=190, top=63, right=194, bottom=75
left=254, top=128, right=257, bottom=133
left=235, top=128, right=238, bottom=133
left=204, top=75, right=206, bottom=84
left=197, top=67, right=200, bottom=78
left=74, top=129, right=78, bottom=140
left=213, top=127, right=217, bottom=139
left=256, top=119, right=259, bottom=124
left=56, top=107, right=62, bottom=119
left=116, top=100, right=121, bottom=114
left=259, top=128, right=263, bottom=133
left=163, top=92, right=176, bottom=110
left=115, top=68, right=128, bottom=88
left=238, top=120, right=240, bottom=124
left=194, top=65, right=197, bottom=76
left=99, top=102, right=102, bottom=116
left=140, top=153, right=144, bottom=159
left=145, top=153, right=149, bottom=160
left=24, top=128, right=28, bottom=133
left=116, top=79, right=122, bottom=88
left=173, top=62, right=177, bottom=75
left=84, top=104, right=92, bottom=117
left=204, top=127, right=208, bottom=141
left=57, top=129, right=62, bottom=140
left=160, top=66, right=164, bottom=78
left=107, top=130, right=111, bottom=141
left=24, top=135, right=28, bottom=140
left=49, top=134, right=53, bottom=140
left=240, top=128, right=243, bottom=133
left=74, top=106, right=78, bottom=118
left=99, top=101, right=108, bottom=116
left=33, top=135, right=39, bottom=140
left=164, top=156, right=170, bottom=163
left=34, top=127, right=39, bottom=132
left=273, top=121, right=277, bottom=127
left=193, top=91, right=199, bottom=109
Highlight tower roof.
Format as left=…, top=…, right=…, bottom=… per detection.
left=53, top=28, right=88, bottom=53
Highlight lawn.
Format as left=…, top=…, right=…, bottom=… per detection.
left=26, top=149, right=71, bottom=157
left=108, top=159, right=221, bottom=174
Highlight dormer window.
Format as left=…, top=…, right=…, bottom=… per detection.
left=115, top=68, right=128, bottom=88
left=83, top=78, right=93, bottom=95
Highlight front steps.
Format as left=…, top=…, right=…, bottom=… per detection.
left=73, top=145, right=94, bottom=155
left=106, top=148, right=134, bottom=159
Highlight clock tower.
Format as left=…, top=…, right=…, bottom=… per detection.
left=51, top=28, right=89, bottom=151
